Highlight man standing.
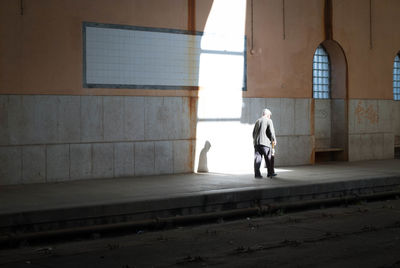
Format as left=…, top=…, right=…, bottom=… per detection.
left=253, top=108, right=277, bottom=178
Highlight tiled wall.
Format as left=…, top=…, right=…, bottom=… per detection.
left=194, top=97, right=313, bottom=174
left=1, top=95, right=397, bottom=185
left=394, top=101, right=400, bottom=144
left=0, top=96, right=315, bottom=184
left=242, top=98, right=396, bottom=165
left=85, top=25, right=200, bottom=87
left=84, top=23, right=246, bottom=89
left=314, top=99, right=332, bottom=149
left=240, top=98, right=313, bottom=167
left=348, top=99, right=395, bottom=161
left=314, top=99, right=348, bottom=153
left=0, top=95, right=195, bottom=185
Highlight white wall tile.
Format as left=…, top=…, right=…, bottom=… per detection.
left=266, top=98, right=281, bottom=133
left=279, top=98, right=295, bottom=136
left=114, top=142, right=134, bottom=177
left=124, top=96, right=145, bottom=141
left=0, top=96, right=8, bottom=145
left=384, top=133, right=395, bottom=159
left=378, top=100, right=393, bottom=133
left=57, top=96, right=80, bottom=143
left=22, top=145, right=46, bottom=184
left=0, top=146, right=21, bottom=185
left=80, top=96, right=104, bottom=142
left=70, top=144, right=92, bottom=180
left=135, top=142, right=155, bottom=176
left=85, top=25, right=227, bottom=87
left=104, top=97, right=124, bottom=141
left=92, top=143, right=114, bottom=178
left=294, top=98, right=311, bottom=136
left=47, top=144, right=70, bottom=182
left=349, top=134, right=361, bottom=161
left=173, top=140, right=193, bottom=173
left=371, top=133, right=384, bottom=160
left=155, top=141, right=173, bottom=174
left=314, top=99, right=331, bottom=148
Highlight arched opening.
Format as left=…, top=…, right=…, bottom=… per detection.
left=313, top=40, right=348, bottom=162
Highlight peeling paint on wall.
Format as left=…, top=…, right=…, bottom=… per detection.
left=355, top=100, right=378, bottom=125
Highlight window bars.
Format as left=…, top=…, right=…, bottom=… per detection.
left=393, top=54, right=400, bottom=101
left=313, top=45, right=330, bottom=99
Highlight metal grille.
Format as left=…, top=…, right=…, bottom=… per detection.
left=313, top=45, right=330, bottom=99
left=394, top=54, right=400, bottom=101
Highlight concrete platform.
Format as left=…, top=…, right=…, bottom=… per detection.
left=1, top=159, right=400, bottom=244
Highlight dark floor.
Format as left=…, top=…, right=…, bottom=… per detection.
left=1, top=198, right=400, bottom=267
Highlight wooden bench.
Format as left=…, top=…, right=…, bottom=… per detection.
left=315, top=148, right=344, bottom=153
left=395, top=144, right=400, bottom=159
left=315, top=147, right=344, bottom=162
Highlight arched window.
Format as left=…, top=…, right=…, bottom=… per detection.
left=313, top=45, right=330, bottom=99
left=393, top=53, right=400, bottom=101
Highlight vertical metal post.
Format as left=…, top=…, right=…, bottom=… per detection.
left=282, top=0, right=286, bottom=40
left=250, top=0, right=254, bottom=53
left=369, top=0, right=373, bottom=49
left=188, top=0, right=195, bottom=34
left=324, top=0, right=333, bottom=40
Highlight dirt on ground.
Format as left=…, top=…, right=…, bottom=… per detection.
left=1, top=198, right=400, bottom=267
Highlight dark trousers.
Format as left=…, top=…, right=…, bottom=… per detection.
left=270, top=155, right=275, bottom=174
left=254, top=145, right=273, bottom=177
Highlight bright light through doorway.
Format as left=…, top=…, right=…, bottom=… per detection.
left=195, top=0, right=252, bottom=174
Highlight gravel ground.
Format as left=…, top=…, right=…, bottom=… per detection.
left=1, top=198, right=400, bottom=268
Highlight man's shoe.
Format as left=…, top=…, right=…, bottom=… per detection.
left=254, top=175, right=263, bottom=179
left=267, top=173, right=277, bottom=178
